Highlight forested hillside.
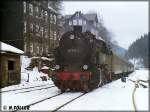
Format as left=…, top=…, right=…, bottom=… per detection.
left=125, top=33, right=149, bottom=68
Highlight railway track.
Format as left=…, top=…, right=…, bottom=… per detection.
left=25, top=92, right=86, bottom=111
left=52, top=93, right=86, bottom=112
left=1, top=84, right=54, bottom=93
left=15, top=85, right=56, bottom=94
left=26, top=92, right=64, bottom=107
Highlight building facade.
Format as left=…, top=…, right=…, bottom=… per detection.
left=0, top=42, right=24, bottom=88
left=1, top=0, right=60, bottom=58
left=64, top=11, right=99, bottom=38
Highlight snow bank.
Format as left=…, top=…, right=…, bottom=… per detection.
left=129, top=70, right=148, bottom=81
left=21, top=56, right=49, bottom=83
left=21, top=56, right=31, bottom=72
left=129, top=58, right=144, bottom=69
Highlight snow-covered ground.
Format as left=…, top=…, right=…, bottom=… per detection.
left=1, top=69, right=149, bottom=111
left=0, top=56, right=149, bottom=111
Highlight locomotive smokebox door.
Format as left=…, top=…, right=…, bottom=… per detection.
left=73, top=26, right=82, bottom=33
left=121, top=77, right=126, bottom=83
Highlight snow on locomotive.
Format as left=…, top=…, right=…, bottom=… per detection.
left=51, top=26, right=134, bottom=92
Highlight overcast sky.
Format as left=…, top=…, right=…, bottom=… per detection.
left=62, top=1, right=148, bottom=49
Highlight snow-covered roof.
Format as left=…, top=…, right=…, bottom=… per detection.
left=0, top=41, right=24, bottom=54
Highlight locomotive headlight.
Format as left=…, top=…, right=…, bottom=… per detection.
left=70, top=34, right=75, bottom=39
left=55, top=65, right=60, bottom=70
left=83, top=65, right=88, bottom=70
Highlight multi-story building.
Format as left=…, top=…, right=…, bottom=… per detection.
left=1, top=0, right=60, bottom=57
left=64, top=11, right=100, bottom=38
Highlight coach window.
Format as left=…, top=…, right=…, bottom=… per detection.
left=96, top=53, right=100, bottom=65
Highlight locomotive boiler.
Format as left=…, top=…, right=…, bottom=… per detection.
left=51, top=26, right=134, bottom=92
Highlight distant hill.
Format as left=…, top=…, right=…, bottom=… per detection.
left=125, top=34, right=148, bottom=68
left=111, top=44, right=127, bottom=58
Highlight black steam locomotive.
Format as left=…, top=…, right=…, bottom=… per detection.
left=52, top=26, right=134, bottom=92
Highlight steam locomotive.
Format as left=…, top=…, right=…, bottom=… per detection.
left=51, top=26, right=134, bottom=92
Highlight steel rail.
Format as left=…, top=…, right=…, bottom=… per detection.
left=52, top=93, right=86, bottom=112
left=15, top=86, right=56, bottom=94
left=1, top=84, right=54, bottom=93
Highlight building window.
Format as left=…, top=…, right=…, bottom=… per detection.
left=35, top=25, right=39, bottom=32
left=30, top=43, right=33, bottom=53
left=40, top=27, right=44, bottom=37
left=46, top=47, right=48, bottom=53
left=69, top=21, right=72, bottom=25
left=76, top=12, right=79, bottom=17
left=41, top=47, right=43, bottom=55
left=44, top=11, right=48, bottom=21
left=54, top=15, right=56, bottom=24
left=29, top=4, right=33, bottom=15
left=45, top=29, right=48, bottom=38
left=40, top=10, right=43, bottom=18
left=35, top=6, right=39, bottom=17
left=36, top=25, right=40, bottom=36
left=50, top=30, right=53, bottom=39
left=8, top=60, right=15, bottom=71
left=50, top=14, right=53, bottom=23
left=24, top=21, right=27, bottom=33
left=94, top=22, right=97, bottom=27
left=91, top=28, right=95, bottom=35
left=23, top=2, right=26, bottom=13
left=83, top=20, right=86, bottom=25
left=73, top=19, right=77, bottom=25
left=30, top=23, right=33, bottom=32
left=24, top=43, right=27, bottom=52
left=78, top=19, right=82, bottom=25
left=54, top=31, right=56, bottom=40
left=37, top=46, right=39, bottom=54
left=48, top=1, right=52, bottom=8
